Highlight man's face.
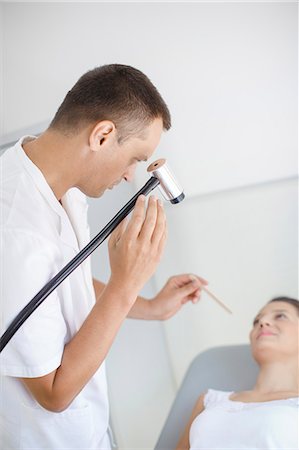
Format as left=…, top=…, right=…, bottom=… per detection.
left=81, top=118, right=163, bottom=198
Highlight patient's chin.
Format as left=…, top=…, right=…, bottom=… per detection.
left=252, top=341, right=296, bottom=365
left=251, top=342, right=278, bottom=364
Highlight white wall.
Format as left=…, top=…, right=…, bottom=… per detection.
left=132, top=2, right=298, bottom=197
left=1, top=2, right=298, bottom=449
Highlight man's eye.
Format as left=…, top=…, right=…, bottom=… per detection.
left=253, top=318, right=259, bottom=326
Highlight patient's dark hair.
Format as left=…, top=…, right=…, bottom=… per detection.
left=268, top=297, right=299, bottom=315
left=49, top=64, right=171, bottom=142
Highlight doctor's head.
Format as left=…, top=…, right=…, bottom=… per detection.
left=249, top=297, right=299, bottom=367
left=48, top=64, right=171, bottom=197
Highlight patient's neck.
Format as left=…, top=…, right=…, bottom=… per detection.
left=254, top=360, right=298, bottom=395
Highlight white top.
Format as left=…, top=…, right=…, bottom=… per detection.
left=189, top=389, right=299, bottom=449
left=0, top=136, right=111, bottom=449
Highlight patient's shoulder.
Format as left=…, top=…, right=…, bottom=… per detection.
left=230, top=390, right=255, bottom=402
left=230, top=389, right=299, bottom=403
left=192, top=392, right=206, bottom=417
left=193, top=390, right=231, bottom=415
left=203, top=389, right=232, bottom=407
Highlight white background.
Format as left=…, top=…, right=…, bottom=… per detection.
left=1, top=2, right=298, bottom=449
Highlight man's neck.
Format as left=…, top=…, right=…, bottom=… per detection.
left=22, top=130, right=80, bottom=202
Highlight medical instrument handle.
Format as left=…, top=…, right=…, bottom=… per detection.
left=0, top=176, right=160, bottom=353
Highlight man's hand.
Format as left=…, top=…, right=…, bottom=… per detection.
left=108, top=194, right=167, bottom=298
left=127, top=274, right=208, bottom=320
left=147, top=274, right=208, bottom=320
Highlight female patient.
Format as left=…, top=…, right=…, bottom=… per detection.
left=176, top=297, right=299, bottom=450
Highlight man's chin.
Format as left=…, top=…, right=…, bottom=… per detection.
left=87, top=184, right=117, bottom=198
left=97, top=189, right=106, bottom=198
left=87, top=189, right=105, bottom=199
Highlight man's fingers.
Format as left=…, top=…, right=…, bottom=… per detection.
left=181, top=288, right=202, bottom=304
left=108, top=217, right=128, bottom=248
left=151, top=199, right=166, bottom=247
left=189, top=274, right=209, bottom=285
left=138, top=196, right=159, bottom=241
left=125, top=195, right=146, bottom=240
left=191, top=288, right=202, bottom=303
left=168, top=273, right=209, bottom=288
left=179, top=280, right=203, bottom=297
left=157, top=224, right=168, bottom=260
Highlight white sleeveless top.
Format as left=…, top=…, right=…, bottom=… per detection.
left=189, top=389, right=299, bottom=449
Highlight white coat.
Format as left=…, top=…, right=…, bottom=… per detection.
left=0, top=136, right=111, bottom=449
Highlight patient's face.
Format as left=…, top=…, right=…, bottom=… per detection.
left=249, top=301, right=299, bottom=363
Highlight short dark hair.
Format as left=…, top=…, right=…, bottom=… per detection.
left=268, top=296, right=299, bottom=315
left=49, top=64, right=171, bottom=142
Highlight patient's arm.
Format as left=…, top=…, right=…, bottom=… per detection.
left=175, top=393, right=205, bottom=450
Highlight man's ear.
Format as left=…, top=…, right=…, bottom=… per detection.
left=89, top=121, right=116, bottom=151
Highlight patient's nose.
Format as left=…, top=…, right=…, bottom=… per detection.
left=259, top=317, right=271, bottom=327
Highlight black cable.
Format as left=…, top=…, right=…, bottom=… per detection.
left=0, top=177, right=160, bottom=353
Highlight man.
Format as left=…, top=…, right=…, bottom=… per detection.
left=0, top=64, right=207, bottom=449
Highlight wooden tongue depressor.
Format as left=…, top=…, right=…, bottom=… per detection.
left=190, top=275, right=232, bottom=314
left=201, top=285, right=233, bottom=314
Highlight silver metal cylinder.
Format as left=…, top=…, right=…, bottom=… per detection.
left=147, top=159, right=185, bottom=204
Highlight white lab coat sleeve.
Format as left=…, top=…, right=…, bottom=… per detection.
left=0, top=228, right=68, bottom=378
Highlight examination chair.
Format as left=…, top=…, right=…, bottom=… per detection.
left=154, top=344, right=259, bottom=450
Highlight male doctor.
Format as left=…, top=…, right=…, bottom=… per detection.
left=0, top=64, right=207, bottom=449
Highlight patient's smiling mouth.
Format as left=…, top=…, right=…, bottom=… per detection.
left=257, top=330, right=277, bottom=339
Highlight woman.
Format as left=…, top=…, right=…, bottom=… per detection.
left=176, top=297, right=299, bottom=449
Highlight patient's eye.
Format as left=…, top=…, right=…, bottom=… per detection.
left=253, top=318, right=259, bottom=326
left=275, top=313, right=287, bottom=320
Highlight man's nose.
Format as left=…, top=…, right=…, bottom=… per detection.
left=123, top=163, right=137, bottom=182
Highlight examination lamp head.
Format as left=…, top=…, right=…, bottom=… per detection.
left=147, top=159, right=185, bottom=204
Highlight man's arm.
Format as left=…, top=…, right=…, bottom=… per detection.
left=22, top=282, right=137, bottom=412
left=93, top=277, right=152, bottom=319
left=21, top=195, right=166, bottom=412
left=93, top=274, right=206, bottom=321
left=92, top=278, right=106, bottom=298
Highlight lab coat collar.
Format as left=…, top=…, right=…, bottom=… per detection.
left=60, top=188, right=90, bottom=251
left=15, top=136, right=89, bottom=252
